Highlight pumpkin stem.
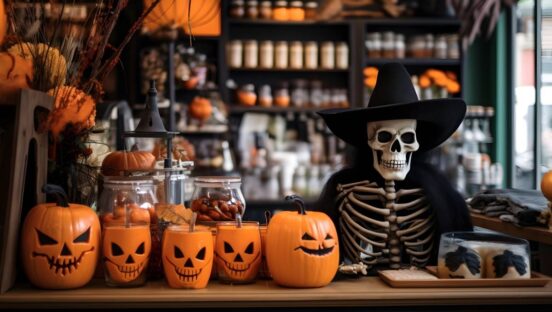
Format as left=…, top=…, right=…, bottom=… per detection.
left=285, top=195, right=306, bottom=215
left=42, top=184, right=70, bottom=207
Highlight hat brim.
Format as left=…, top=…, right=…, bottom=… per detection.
left=317, top=98, right=466, bottom=152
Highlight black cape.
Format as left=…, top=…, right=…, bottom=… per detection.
left=315, top=147, right=473, bottom=268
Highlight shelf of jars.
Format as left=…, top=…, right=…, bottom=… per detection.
left=228, top=105, right=344, bottom=114
left=229, top=67, right=349, bottom=72
left=364, top=58, right=461, bottom=66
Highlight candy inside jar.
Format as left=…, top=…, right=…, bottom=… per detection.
left=190, top=176, right=245, bottom=224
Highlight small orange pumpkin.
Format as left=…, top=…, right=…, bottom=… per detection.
left=47, top=86, right=96, bottom=140
left=162, top=224, right=213, bottom=289
left=0, top=52, right=33, bottom=99
left=21, top=184, right=101, bottom=289
left=188, top=96, right=213, bottom=121
left=266, top=195, right=339, bottom=288
left=101, top=146, right=156, bottom=176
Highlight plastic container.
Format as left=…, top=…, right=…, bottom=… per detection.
left=190, top=176, right=246, bottom=224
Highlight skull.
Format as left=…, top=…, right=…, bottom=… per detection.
left=367, top=119, right=419, bottom=181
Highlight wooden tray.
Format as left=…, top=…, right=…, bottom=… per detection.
left=379, top=266, right=551, bottom=288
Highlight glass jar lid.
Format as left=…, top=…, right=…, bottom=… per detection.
left=194, top=176, right=242, bottom=187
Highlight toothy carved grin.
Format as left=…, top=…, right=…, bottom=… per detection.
left=216, top=253, right=260, bottom=277
left=33, top=247, right=95, bottom=275
left=166, top=257, right=203, bottom=282
left=104, top=257, right=146, bottom=280
left=294, top=245, right=335, bottom=256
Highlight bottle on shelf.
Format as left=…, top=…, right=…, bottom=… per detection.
left=243, top=40, right=259, bottom=68
left=259, top=0, right=272, bottom=19
left=258, top=84, right=273, bottom=107
left=274, top=41, right=289, bottom=69
left=305, top=1, right=318, bottom=20
left=259, top=40, right=274, bottom=68
left=228, top=40, right=243, bottom=68
left=289, top=41, right=304, bottom=69
left=335, top=42, right=349, bottom=69
left=246, top=0, right=259, bottom=19
left=273, top=0, right=289, bottom=21
left=320, top=41, right=335, bottom=69
left=288, top=1, right=305, bottom=21
left=304, top=41, right=318, bottom=69
left=230, top=0, right=245, bottom=18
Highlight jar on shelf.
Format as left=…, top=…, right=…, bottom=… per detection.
left=320, top=41, right=335, bottom=69
left=434, top=35, right=447, bottom=59
left=190, top=176, right=246, bottom=224
left=274, top=82, right=290, bottom=107
left=259, top=40, right=274, bottom=68
left=382, top=31, right=395, bottom=58
left=227, top=40, right=243, bottom=68
left=230, top=0, right=245, bottom=19
left=274, top=41, right=289, bottom=69
left=425, top=34, right=434, bottom=58
left=246, top=0, right=259, bottom=19
left=305, top=1, right=318, bottom=20
left=288, top=1, right=305, bottom=21
left=335, top=42, right=349, bottom=69
left=291, top=79, right=309, bottom=107
left=237, top=84, right=257, bottom=106
left=289, top=41, right=304, bottom=69
left=408, top=35, right=425, bottom=58
left=259, top=0, right=272, bottom=19
left=304, top=41, right=318, bottom=69
left=273, top=0, right=289, bottom=21
left=447, top=34, right=460, bottom=59
left=309, top=80, right=323, bottom=107
left=243, top=40, right=259, bottom=68
left=395, top=34, right=405, bottom=59
left=258, top=84, right=273, bottom=107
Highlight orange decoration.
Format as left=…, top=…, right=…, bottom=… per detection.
left=102, top=223, right=151, bottom=285
left=47, top=86, right=95, bottom=139
left=101, top=148, right=156, bottom=176
left=0, top=52, right=33, bottom=99
left=152, top=137, right=196, bottom=162
left=215, top=222, right=261, bottom=284
left=364, top=76, right=377, bottom=89
left=273, top=7, right=289, bottom=21
left=21, top=185, right=100, bottom=289
left=188, top=96, right=213, bottom=121
left=363, top=66, right=378, bottom=77
left=447, top=81, right=461, bottom=94
left=541, top=171, right=552, bottom=201
left=0, top=0, right=6, bottom=45
left=274, top=95, right=290, bottom=107
left=266, top=195, right=339, bottom=288
left=419, top=75, right=431, bottom=88
left=162, top=225, right=213, bottom=289
left=237, top=90, right=257, bottom=106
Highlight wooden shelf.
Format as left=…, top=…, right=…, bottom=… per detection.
left=470, top=213, right=552, bottom=245
left=229, top=68, right=349, bottom=73
left=228, top=19, right=349, bottom=26
left=365, top=58, right=461, bottom=66
left=228, top=106, right=345, bottom=114
left=228, top=18, right=461, bottom=27
left=1, top=276, right=551, bottom=309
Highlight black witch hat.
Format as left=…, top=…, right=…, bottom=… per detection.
left=318, top=63, right=466, bottom=152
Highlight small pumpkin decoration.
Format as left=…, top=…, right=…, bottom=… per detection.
left=162, top=220, right=213, bottom=289
left=9, top=43, right=67, bottom=90
left=101, top=145, right=156, bottom=176
left=266, top=195, right=339, bottom=288
left=188, top=96, right=213, bottom=121
left=21, top=184, right=100, bottom=289
left=102, top=223, right=151, bottom=286
left=0, top=52, right=33, bottom=99
left=214, top=217, right=261, bottom=284
left=47, top=86, right=96, bottom=140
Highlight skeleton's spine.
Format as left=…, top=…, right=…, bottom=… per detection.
left=385, top=180, right=400, bottom=269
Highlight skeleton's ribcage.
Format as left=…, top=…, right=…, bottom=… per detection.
left=336, top=181, right=435, bottom=268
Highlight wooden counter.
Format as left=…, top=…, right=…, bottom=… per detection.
left=1, top=277, right=551, bottom=309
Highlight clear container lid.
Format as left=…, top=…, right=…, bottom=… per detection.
left=194, top=176, right=242, bottom=187
left=102, top=176, right=156, bottom=189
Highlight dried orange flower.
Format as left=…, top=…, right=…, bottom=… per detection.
left=47, top=86, right=96, bottom=140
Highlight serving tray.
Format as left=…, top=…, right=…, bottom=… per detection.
left=378, top=266, right=551, bottom=288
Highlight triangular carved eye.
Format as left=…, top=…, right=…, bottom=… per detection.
left=196, top=247, right=206, bottom=260
left=224, top=241, right=234, bottom=253
left=302, top=233, right=315, bottom=241
left=136, top=242, right=145, bottom=255
left=244, top=242, right=254, bottom=254
left=325, top=233, right=333, bottom=240
left=111, top=242, right=124, bottom=256
left=36, top=229, right=58, bottom=245
left=174, top=246, right=184, bottom=259
left=73, top=227, right=90, bottom=243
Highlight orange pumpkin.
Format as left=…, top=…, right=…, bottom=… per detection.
left=215, top=221, right=261, bottom=284
left=162, top=225, right=213, bottom=289
left=152, top=137, right=196, bottom=161
left=102, top=223, right=151, bottom=286
left=47, top=86, right=95, bottom=140
left=188, top=96, right=213, bottom=121
left=266, top=195, right=339, bottom=288
left=21, top=184, right=100, bottom=289
left=0, top=0, right=6, bottom=45
left=101, top=147, right=156, bottom=176
left=0, top=52, right=33, bottom=99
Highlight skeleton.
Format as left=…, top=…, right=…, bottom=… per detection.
left=337, top=119, right=435, bottom=272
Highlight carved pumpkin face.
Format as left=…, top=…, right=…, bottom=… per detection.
left=162, top=226, right=213, bottom=289
left=215, top=222, right=261, bottom=283
left=102, top=224, right=151, bottom=285
left=21, top=185, right=100, bottom=289
left=266, top=195, right=339, bottom=288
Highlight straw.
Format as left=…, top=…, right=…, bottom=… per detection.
left=236, top=212, right=242, bottom=228
left=190, top=212, right=197, bottom=233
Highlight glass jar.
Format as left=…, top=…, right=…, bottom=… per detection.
left=408, top=35, right=425, bottom=58
left=243, top=40, right=259, bottom=68
left=395, top=34, right=405, bottom=59
left=305, top=1, right=318, bottom=20
left=274, top=41, right=289, bottom=69
left=288, top=1, right=305, bottom=21
left=273, top=0, right=289, bottom=21
left=230, top=0, right=245, bottom=18
left=309, top=80, right=323, bottom=107
left=190, top=176, right=246, bottom=224
left=367, top=32, right=382, bottom=58
left=289, top=41, right=303, bottom=69
left=291, top=79, right=308, bottom=107
left=246, top=0, right=259, bottom=19
left=259, top=40, right=274, bottom=68
left=304, top=41, right=318, bottom=69
left=259, top=0, right=272, bottom=19
left=382, top=31, right=395, bottom=58
left=425, top=34, right=434, bottom=58
left=227, top=40, right=243, bottom=68
left=434, top=35, right=447, bottom=59
left=320, top=41, right=335, bottom=69
left=258, top=84, right=273, bottom=107
left=335, top=42, right=349, bottom=69
left=447, top=34, right=460, bottom=59
left=274, top=82, right=290, bottom=107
